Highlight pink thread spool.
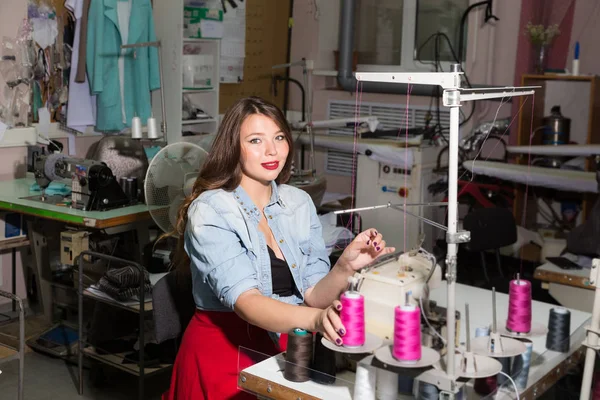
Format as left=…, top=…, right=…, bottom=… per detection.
left=392, top=305, right=422, bottom=363
left=340, top=291, right=365, bottom=347
left=506, top=278, right=532, bottom=334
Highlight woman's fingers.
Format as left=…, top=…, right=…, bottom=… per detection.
left=327, top=306, right=345, bottom=337
left=361, top=229, right=378, bottom=245
left=370, top=232, right=384, bottom=251
left=333, top=299, right=342, bottom=311
left=321, top=312, right=342, bottom=345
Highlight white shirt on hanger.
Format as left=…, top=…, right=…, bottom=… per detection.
left=117, top=0, right=133, bottom=125
left=65, top=0, right=96, bottom=132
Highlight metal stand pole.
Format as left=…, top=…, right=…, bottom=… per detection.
left=445, top=65, right=462, bottom=376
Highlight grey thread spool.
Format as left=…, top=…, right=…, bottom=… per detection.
left=417, top=381, right=439, bottom=400
left=284, top=328, right=313, bottom=382
left=513, top=341, right=533, bottom=389
left=497, top=357, right=512, bottom=386
left=546, top=307, right=571, bottom=352
left=397, top=374, right=414, bottom=395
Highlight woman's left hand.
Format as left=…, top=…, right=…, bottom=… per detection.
left=337, top=228, right=395, bottom=272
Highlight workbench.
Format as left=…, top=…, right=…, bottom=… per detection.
left=239, top=283, right=591, bottom=399
left=534, top=262, right=595, bottom=313
left=0, top=175, right=156, bottom=322
left=0, top=177, right=153, bottom=229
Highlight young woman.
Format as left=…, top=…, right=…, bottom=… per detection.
left=163, top=97, right=394, bottom=399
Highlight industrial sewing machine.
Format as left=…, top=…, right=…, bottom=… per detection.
left=28, top=151, right=131, bottom=211
left=355, top=245, right=460, bottom=355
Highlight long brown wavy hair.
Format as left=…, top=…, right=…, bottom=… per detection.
left=170, top=96, right=294, bottom=280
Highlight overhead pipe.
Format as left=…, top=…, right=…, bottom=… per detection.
left=336, top=0, right=437, bottom=96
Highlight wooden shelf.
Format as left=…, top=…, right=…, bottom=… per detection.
left=82, top=347, right=171, bottom=377
left=0, top=237, right=29, bottom=251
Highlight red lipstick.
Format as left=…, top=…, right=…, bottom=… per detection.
left=261, top=161, right=280, bottom=170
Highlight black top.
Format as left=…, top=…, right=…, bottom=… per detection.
left=268, top=246, right=295, bottom=297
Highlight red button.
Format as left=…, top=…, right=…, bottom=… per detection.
left=398, top=187, right=408, bottom=197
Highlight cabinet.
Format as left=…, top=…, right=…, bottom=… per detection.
left=152, top=1, right=221, bottom=144
left=515, top=74, right=600, bottom=228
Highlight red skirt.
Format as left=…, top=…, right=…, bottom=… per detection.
left=163, top=310, right=286, bottom=400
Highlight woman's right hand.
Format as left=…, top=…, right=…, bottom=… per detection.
left=312, top=299, right=346, bottom=346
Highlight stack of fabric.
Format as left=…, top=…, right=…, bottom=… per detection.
left=97, top=266, right=152, bottom=301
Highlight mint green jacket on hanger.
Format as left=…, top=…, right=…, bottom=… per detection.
left=86, top=0, right=160, bottom=132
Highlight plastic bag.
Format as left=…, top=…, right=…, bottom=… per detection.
left=0, top=37, right=19, bottom=88
left=9, top=86, right=30, bottom=127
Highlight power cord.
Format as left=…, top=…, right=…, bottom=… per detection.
left=498, top=371, right=520, bottom=400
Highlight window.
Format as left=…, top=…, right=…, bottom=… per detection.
left=354, top=0, right=470, bottom=72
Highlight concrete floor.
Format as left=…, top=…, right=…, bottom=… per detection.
left=0, top=351, right=170, bottom=400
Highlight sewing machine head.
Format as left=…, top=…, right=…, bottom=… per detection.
left=355, top=248, right=442, bottom=341
left=30, top=152, right=131, bottom=211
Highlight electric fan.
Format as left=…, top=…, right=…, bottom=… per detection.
left=144, top=142, right=209, bottom=234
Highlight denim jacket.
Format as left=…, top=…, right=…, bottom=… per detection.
left=185, top=181, right=331, bottom=311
